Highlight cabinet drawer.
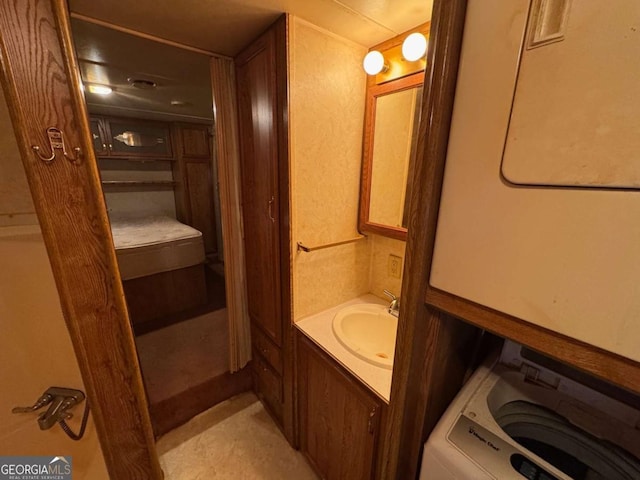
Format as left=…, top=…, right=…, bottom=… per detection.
left=252, top=325, right=282, bottom=374
left=253, top=353, right=283, bottom=420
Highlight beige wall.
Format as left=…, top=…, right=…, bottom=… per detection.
left=0, top=89, right=109, bottom=478
left=290, top=17, right=371, bottom=319
left=289, top=17, right=408, bottom=319
left=0, top=88, right=36, bottom=226
left=369, top=234, right=406, bottom=300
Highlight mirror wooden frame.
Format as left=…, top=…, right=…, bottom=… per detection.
left=359, top=71, right=425, bottom=241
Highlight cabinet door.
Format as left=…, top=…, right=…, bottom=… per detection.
left=297, top=334, right=382, bottom=480
left=106, top=118, right=173, bottom=158
left=179, top=125, right=211, bottom=158
left=89, top=117, right=108, bottom=156
left=253, top=352, right=283, bottom=422
left=236, top=29, right=282, bottom=345
left=185, top=162, right=217, bottom=253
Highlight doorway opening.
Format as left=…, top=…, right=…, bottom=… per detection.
left=71, top=17, right=249, bottom=436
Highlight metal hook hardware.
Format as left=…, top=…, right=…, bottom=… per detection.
left=31, top=127, right=82, bottom=164
left=13, top=386, right=85, bottom=431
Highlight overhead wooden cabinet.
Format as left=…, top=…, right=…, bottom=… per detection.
left=91, top=116, right=173, bottom=158
left=297, top=333, right=385, bottom=480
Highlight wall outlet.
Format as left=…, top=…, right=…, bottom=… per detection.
left=388, top=254, right=402, bottom=279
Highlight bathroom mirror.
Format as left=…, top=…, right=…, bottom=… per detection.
left=359, top=72, right=424, bottom=240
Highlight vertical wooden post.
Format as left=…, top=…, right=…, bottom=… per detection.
left=377, top=1, right=471, bottom=478
left=0, top=1, right=162, bottom=478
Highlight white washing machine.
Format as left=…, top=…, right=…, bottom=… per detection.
left=420, top=341, right=640, bottom=479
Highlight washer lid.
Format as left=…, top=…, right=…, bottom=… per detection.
left=495, top=400, right=640, bottom=480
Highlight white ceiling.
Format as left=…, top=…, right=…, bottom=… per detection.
left=69, top=0, right=433, bottom=121
left=69, top=0, right=433, bottom=56
left=72, top=19, right=213, bottom=122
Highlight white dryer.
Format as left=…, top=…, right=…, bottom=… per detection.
left=420, top=341, right=640, bottom=479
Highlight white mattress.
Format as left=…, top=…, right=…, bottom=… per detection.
left=110, top=215, right=205, bottom=280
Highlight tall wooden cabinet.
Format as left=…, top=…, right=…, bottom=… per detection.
left=235, top=16, right=292, bottom=439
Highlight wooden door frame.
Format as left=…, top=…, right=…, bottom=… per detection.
left=378, top=0, right=471, bottom=479
left=0, top=1, right=162, bottom=478
left=273, top=15, right=296, bottom=446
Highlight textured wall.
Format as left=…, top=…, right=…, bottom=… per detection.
left=369, top=234, right=407, bottom=301
left=289, top=17, right=370, bottom=319
left=0, top=228, right=109, bottom=479
left=0, top=88, right=36, bottom=226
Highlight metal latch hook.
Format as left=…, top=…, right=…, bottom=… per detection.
left=31, top=127, right=82, bottom=164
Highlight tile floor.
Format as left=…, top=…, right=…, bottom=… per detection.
left=157, top=392, right=318, bottom=480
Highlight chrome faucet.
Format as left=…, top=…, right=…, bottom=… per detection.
left=383, top=290, right=400, bottom=317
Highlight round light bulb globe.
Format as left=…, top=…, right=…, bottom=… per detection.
left=402, top=33, right=428, bottom=62
left=363, top=51, right=385, bottom=75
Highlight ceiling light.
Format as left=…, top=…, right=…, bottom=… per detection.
left=128, top=78, right=157, bottom=90
left=402, top=33, right=428, bottom=62
left=363, top=50, right=387, bottom=75
left=170, top=100, right=188, bottom=107
left=87, top=84, right=112, bottom=95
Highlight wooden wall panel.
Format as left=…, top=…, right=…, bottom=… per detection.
left=186, top=162, right=217, bottom=252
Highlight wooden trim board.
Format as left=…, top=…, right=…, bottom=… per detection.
left=150, top=368, right=252, bottom=437
left=425, top=288, right=640, bottom=394
left=378, top=1, right=472, bottom=479
left=0, top=1, right=162, bottom=478
left=274, top=14, right=297, bottom=447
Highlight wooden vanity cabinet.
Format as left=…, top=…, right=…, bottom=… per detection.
left=297, top=332, right=386, bottom=480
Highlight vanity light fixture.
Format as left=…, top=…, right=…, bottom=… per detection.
left=87, top=84, right=112, bottom=95
left=402, top=33, right=428, bottom=62
left=363, top=50, right=387, bottom=75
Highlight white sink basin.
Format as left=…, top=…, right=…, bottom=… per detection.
left=332, top=304, right=398, bottom=369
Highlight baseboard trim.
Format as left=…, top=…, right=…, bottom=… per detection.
left=150, top=366, right=252, bottom=437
